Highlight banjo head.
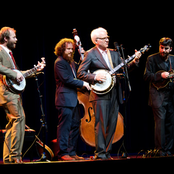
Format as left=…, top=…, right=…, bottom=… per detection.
left=5, top=69, right=26, bottom=93
left=91, top=69, right=114, bottom=95
left=12, top=78, right=26, bottom=92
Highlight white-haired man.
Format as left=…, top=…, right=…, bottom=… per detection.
left=77, top=27, right=141, bottom=159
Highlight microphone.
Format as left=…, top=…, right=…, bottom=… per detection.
left=29, top=72, right=44, bottom=78
left=36, top=72, right=44, bottom=75
left=114, top=42, right=121, bottom=57
left=114, top=42, right=119, bottom=51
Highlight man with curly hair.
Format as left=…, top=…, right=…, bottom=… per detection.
left=54, top=38, right=90, bottom=161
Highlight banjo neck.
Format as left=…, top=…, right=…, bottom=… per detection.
left=23, top=66, right=39, bottom=78
left=109, top=44, right=151, bottom=75
left=109, top=56, right=133, bottom=75
left=23, top=58, right=45, bottom=78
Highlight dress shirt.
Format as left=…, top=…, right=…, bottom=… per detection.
left=97, top=47, right=112, bottom=69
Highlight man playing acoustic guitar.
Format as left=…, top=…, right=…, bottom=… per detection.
left=144, top=37, right=174, bottom=156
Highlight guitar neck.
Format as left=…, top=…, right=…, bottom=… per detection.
left=109, top=54, right=135, bottom=75
left=23, top=66, right=38, bottom=78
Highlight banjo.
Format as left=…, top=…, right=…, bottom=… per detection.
left=3, top=57, right=46, bottom=94
left=91, top=45, right=151, bottom=95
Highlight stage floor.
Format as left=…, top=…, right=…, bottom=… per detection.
left=0, top=155, right=173, bottom=171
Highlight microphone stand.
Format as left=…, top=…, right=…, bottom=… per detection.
left=117, top=44, right=131, bottom=158
left=34, top=73, right=50, bottom=162
left=120, top=44, right=131, bottom=92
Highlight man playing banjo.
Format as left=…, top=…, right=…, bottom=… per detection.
left=77, top=27, right=141, bottom=159
left=0, top=27, right=45, bottom=163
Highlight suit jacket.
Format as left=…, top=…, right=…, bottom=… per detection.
left=54, top=56, right=83, bottom=108
left=0, top=46, right=19, bottom=105
left=144, top=53, right=174, bottom=108
left=77, top=46, right=124, bottom=103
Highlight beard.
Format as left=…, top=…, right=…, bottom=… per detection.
left=7, top=40, right=16, bottom=50
left=63, top=53, right=74, bottom=63
left=160, top=52, right=169, bottom=59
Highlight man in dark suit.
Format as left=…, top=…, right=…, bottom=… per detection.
left=77, top=27, right=141, bottom=159
left=144, top=37, right=174, bottom=156
left=54, top=38, right=90, bottom=161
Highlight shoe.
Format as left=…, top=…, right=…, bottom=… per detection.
left=59, top=155, right=75, bottom=161
left=107, top=156, right=113, bottom=160
left=71, top=155, right=84, bottom=160
left=159, top=150, right=166, bottom=157
left=106, top=153, right=113, bottom=160
left=166, top=151, right=173, bottom=157
left=4, top=160, right=12, bottom=164
left=19, top=159, right=23, bottom=163
left=94, top=155, right=108, bottom=160
left=11, top=158, right=23, bottom=164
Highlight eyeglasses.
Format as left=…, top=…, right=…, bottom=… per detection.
left=96, top=36, right=110, bottom=40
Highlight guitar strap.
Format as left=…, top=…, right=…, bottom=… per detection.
left=107, top=50, right=114, bottom=69
left=169, top=56, right=172, bottom=71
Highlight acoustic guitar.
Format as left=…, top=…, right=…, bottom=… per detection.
left=24, top=125, right=54, bottom=161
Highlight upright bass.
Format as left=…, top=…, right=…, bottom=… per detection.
left=72, top=29, right=124, bottom=147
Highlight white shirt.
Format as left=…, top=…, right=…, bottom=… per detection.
left=97, top=47, right=111, bottom=69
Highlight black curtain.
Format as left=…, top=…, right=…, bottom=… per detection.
left=0, top=3, right=174, bottom=156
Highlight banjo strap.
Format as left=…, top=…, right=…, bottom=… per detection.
left=107, top=50, right=114, bottom=69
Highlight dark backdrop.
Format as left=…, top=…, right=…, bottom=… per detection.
left=0, top=3, right=173, bottom=156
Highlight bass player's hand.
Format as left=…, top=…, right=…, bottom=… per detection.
left=83, top=81, right=91, bottom=91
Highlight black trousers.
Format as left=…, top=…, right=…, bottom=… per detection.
left=152, top=99, right=174, bottom=151
left=91, top=88, right=119, bottom=159
left=56, top=105, right=80, bottom=158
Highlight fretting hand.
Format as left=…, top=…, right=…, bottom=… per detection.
left=133, top=49, right=142, bottom=64
left=36, top=57, right=46, bottom=71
